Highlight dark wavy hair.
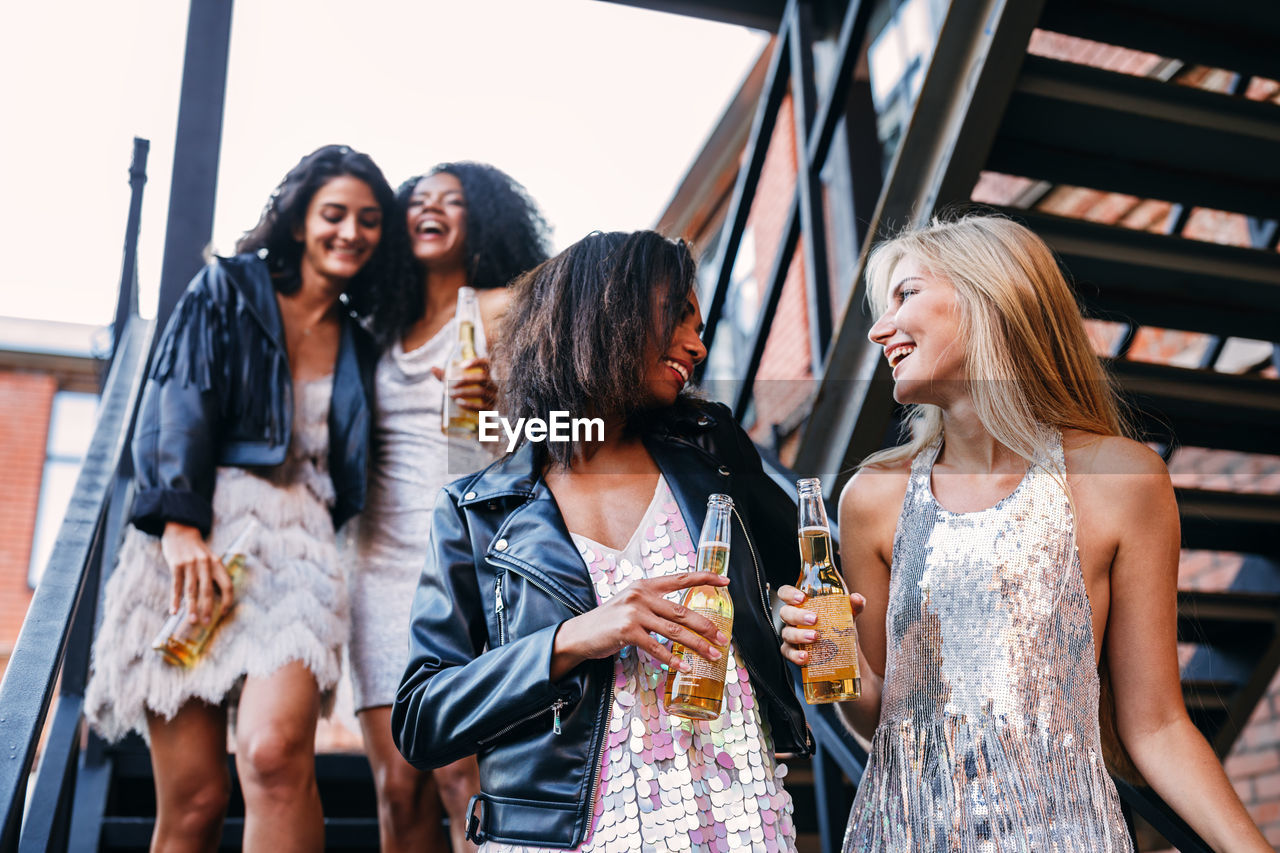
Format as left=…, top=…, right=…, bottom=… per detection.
left=495, top=231, right=698, bottom=467
left=235, top=144, right=412, bottom=314
left=364, top=162, right=551, bottom=345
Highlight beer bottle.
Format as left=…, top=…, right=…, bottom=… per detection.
left=664, top=494, right=735, bottom=721
left=795, top=477, right=861, bottom=702
left=442, top=286, right=484, bottom=436
left=152, top=518, right=258, bottom=668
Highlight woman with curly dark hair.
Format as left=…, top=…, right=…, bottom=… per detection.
left=351, top=162, right=550, bottom=852
left=85, top=145, right=406, bottom=850
left=394, top=231, right=809, bottom=851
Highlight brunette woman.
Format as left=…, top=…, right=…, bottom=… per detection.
left=394, top=231, right=809, bottom=852
left=354, top=162, right=550, bottom=852
left=86, top=145, right=407, bottom=851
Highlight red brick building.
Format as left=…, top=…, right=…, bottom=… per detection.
left=0, top=317, right=101, bottom=681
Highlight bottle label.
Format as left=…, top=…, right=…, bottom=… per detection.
left=801, top=594, right=860, bottom=682
left=677, top=611, right=732, bottom=684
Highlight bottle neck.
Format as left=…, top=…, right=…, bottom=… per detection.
left=798, top=493, right=829, bottom=531
left=698, top=500, right=733, bottom=577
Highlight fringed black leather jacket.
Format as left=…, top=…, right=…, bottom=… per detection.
left=392, top=401, right=811, bottom=848
left=129, top=253, right=377, bottom=537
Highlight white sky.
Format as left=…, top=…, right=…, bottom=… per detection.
left=1, top=0, right=767, bottom=326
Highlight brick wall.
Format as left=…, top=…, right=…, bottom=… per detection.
left=0, top=371, right=56, bottom=678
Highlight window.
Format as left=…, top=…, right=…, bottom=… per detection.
left=28, top=391, right=99, bottom=587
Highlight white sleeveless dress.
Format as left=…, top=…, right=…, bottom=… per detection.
left=348, top=317, right=493, bottom=711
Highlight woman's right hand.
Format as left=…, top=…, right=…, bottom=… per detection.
left=777, top=584, right=866, bottom=667
left=160, top=522, right=233, bottom=624
left=551, top=572, right=730, bottom=681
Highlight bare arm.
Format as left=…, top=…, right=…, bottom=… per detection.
left=1098, top=440, right=1269, bottom=852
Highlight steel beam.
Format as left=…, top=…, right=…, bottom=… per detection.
left=153, top=0, right=234, bottom=333
left=795, top=0, right=1047, bottom=487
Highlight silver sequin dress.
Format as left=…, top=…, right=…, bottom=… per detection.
left=348, top=318, right=492, bottom=711
left=86, top=376, right=347, bottom=742
left=482, top=476, right=796, bottom=853
left=844, top=429, right=1133, bottom=852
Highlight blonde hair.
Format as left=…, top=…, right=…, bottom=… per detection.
left=859, top=214, right=1125, bottom=470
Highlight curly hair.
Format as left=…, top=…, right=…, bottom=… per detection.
left=235, top=145, right=413, bottom=315
left=363, top=162, right=551, bottom=345
left=494, top=231, right=698, bottom=468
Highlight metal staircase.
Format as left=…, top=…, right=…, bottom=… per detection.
left=692, top=0, right=1280, bottom=849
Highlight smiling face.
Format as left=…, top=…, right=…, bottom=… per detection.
left=405, top=171, right=468, bottom=273
left=868, top=254, right=967, bottom=406
left=295, top=175, right=383, bottom=287
left=642, top=288, right=708, bottom=407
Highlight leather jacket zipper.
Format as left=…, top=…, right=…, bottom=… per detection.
left=494, top=574, right=507, bottom=646
left=478, top=698, right=569, bottom=748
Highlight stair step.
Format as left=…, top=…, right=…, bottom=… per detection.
left=1178, top=589, right=1280, bottom=646
left=1038, top=0, right=1280, bottom=83
left=100, top=816, right=380, bottom=852
left=994, top=208, right=1280, bottom=342
left=989, top=56, right=1280, bottom=220
left=1104, top=360, right=1280, bottom=456
left=1174, top=491, right=1280, bottom=556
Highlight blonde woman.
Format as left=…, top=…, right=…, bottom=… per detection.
left=778, top=215, right=1268, bottom=851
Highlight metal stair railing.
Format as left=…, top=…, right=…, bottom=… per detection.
left=0, top=139, right=154, bottom=853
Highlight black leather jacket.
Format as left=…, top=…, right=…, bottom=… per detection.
left=392, top=401, right=811, bottom=848
left=130, top=253, right=377, bottom=536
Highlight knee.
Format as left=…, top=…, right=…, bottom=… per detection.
left=159, top=776, right=229, bottom=840
left=238, top=726, right=314, bottom=793
left=433, top=760, right=480, bottom=813
left=375, top=762, right=435, bottom=828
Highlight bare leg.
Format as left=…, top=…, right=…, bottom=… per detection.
left=147, top=701, right=230, bottom=853
left=234, top=661, right=323, bottom=852
left=358, top=705, right=449, bottom=851
left=434, top=756, right=481, bottom=853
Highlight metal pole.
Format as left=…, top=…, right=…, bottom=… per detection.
left=111, top=137, right=149, bottom=362
left=153, top=0, right=235, bottom=335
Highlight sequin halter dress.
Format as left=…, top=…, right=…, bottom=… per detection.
left=844, top=429, right=1133, bottom=852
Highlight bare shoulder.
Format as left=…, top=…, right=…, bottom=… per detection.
left=839, top=460, right=912, bottom=524
left=1061, top=430, right=1175, bottom=524
left=1062, top=429, right=1169, bottom=479
left=477, top=287, right=512, bottom=338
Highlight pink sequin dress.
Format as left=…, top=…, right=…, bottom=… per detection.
left=481, top=476, right=796, bottom=853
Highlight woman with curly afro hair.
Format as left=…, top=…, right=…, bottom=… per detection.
left=353, top=162, right=551, bottom=852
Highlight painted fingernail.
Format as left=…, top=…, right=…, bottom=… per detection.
left=715, top=631, right=729, bottom=645
left=679, top=661, right=692, bottom=673
left=805, top=631, right=818, bottom=642
left=803, top=613, right=817, bottom=625
left=708, top=648, right=722, bottom=660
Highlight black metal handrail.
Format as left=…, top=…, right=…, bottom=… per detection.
left=0, top=317, right=153, bottom=852
left=0, top=138, right=154, bottom=853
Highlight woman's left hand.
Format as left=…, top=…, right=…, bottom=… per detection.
left=431, top=357, right=496, bottom=411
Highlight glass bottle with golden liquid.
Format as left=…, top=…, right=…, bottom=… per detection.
left=151, top=519, right=258, bottom=668
left=795, top=477, right=861, bottom=702
left=664, top=493, right=734, bottom=721
left=442, top=286, right=484, bottom=437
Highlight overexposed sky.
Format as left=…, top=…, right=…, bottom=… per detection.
left=1, top=1, right=766, bottom=326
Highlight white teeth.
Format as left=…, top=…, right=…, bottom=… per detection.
left=663, top=359, right=689, bottom=381
left=888, top=345, right=915, bottom=367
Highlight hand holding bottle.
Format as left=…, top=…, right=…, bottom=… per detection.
left=161, top=522, right=234, bottom=624
left=777, top=586, right=866, bottom=666
left=550, top=572, right=730, bottom=681
left=430, top=356, right=496, bottom=411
